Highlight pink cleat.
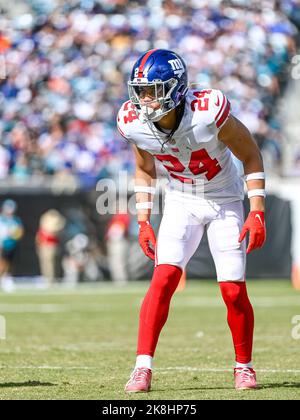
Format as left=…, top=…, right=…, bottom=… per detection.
left=124, top=367, right=152, bottom=393
left=234, top=367, right=258, bottom=390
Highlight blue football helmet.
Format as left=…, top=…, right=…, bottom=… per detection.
left=128, top=49, right=188, bottom=122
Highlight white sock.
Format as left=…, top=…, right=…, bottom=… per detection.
left=235, top=361, right=253, bottom=369
left=135, top=355, right=153, bottom=370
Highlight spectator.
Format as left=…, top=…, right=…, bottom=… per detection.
left=36, top=209, right=65, bottom=286
left=0, top=199, right=24, bottom=292
left=62, top=233, right=100, bottom=284
left=105, top=210, right=130, bottom=284
left=0, top=145, right=10, bottom=180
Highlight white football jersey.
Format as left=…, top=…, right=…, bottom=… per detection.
left=117, top=88, right=244, bottom=204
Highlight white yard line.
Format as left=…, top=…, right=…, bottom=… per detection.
left=0, top=295, right=299, bottom=313
left=0, top=285, right=146, bottom=296
left=0, top=366, right=95, bottom=370
left=156, top=367, right=300, bottom=374
left=0, top=303, right=113, bottom=313
left=0, top=365, right=298, bottom=374
left=172, top=297, right=300, bottom=308
left=0, top=304, right=69, bottom=313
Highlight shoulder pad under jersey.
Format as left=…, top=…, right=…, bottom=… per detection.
left=117, top=100, right=139, bottom=143
left=188, top=88, right=231, bottom=130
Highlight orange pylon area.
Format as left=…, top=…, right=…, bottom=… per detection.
left=292, top=264, right=300, bottom=290
left=176, top=269, right=186, bottom=292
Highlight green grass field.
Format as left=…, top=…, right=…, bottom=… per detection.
left=0, top=279, right=299, bottom=400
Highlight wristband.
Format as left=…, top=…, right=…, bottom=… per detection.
left=136, top=202, right=153, bottom=210
left=247, top=189, right=266, bottom=198
left=134, top=186, right=156, bottom=194
left=244, top=172, right=265, bottom=181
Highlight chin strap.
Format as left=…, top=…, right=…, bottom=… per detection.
left=139, top=105, right=169, bottom=123
left=139, top=105, right=160, bottom=122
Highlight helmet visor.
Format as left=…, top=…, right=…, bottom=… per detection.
left=128, top=82, right=163, bottom=107
left=128, top=79, right=177, bottom=109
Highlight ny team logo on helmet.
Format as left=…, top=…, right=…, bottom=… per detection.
left=128, top=49, right=188, bottom=123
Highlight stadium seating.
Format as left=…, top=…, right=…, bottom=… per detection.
left=0, top=0, right=299, bottom=187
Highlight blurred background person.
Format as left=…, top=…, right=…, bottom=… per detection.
left=105, top=210, right=130, bottom=284
left=0, top=199, right=24, bottom=292
left=36, top=209, right=66, bottom=286
left=62, top=233, right=100, bottom=284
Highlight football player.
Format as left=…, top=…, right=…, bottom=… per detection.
left=117, top=49, right=266, bottom=392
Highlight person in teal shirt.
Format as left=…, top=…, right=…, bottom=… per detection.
left=0, top=199, right=24, bottom=292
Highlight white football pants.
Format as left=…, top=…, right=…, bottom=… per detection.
left=155, top=190, right=246, bottom=282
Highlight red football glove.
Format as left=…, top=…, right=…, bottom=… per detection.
left=138, top=221, right=156, bottom=261
left=239, top=211, right=266, bottom=254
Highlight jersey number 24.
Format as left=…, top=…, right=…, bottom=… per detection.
left=154, top=149, right=221, bottom=183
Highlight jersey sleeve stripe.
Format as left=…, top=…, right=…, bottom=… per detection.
left=214, top=93, right=226, bottom=122
left=216, top=100, right=231, bottom=128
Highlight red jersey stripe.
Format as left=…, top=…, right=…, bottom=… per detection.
left=216, top=100, right=231, bottom=128
left=215, top=93, right=226, bottom=122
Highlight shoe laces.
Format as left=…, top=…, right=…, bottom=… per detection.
left=237, top=368, right=254, bottom=383
left=131, top=368, right=150, bottom=383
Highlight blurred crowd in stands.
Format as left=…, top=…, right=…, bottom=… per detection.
left=0, top=0, right=300, bottom=187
